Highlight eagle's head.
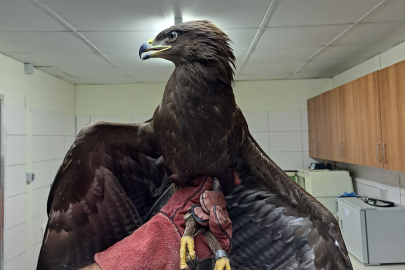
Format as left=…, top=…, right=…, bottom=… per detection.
left=139, top=20, right=235, bottom=75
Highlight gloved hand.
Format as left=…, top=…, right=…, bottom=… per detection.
left=94, top=176, right=232, bottom=270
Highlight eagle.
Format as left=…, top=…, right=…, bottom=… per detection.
left=37, top=20, right=353, bottom=270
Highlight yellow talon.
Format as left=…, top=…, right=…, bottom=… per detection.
left=180, top=235, right=196, bottom=269
left=214, top=257, right=231, bottom=270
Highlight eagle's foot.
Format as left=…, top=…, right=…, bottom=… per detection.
left=214, top=257, right=231, bottom=270
left=180, top=212, right=198, bottom=270
left=180, top=235, right=197, bottom=270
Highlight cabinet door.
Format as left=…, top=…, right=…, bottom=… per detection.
left=353, top=72, right=383, bottom=168
left=341, top=81, right=361, bottom=164
left=328, top=87, right=344, bottom=162
left=379, top=61, right=405, bottom=171
left=307, top=97, right=318, bottom=158
left=317, top=93, right=329, bottom=159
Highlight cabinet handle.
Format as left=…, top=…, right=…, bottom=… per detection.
left=376, top=143, right=380, bottom=163
left=382, top=143, right=386, bottom=164
left=341, top=142, right=344, bottom=159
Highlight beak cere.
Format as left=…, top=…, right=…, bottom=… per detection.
left=139, top=38, right=171, bottom=61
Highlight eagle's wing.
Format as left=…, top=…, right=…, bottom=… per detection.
left=37, top=121, right=173, bottom=270
left=228, top=131, right=353, bottom=270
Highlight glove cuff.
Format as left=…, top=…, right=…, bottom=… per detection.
left=215, top=250, right=227, bottom=261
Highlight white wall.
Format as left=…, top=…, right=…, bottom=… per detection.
left=0, top=53, right=76, bottom=270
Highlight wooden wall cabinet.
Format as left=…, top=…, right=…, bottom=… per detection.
left=308, top=60, right=405, bottom=172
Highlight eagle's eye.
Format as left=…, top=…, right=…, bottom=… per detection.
left=168, top=31, right=178, bottom=42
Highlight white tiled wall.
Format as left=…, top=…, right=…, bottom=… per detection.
left=2, top=105, right=76, bottom=270
left=4, top=105, right=28, bottom=267
left=336, top=162, right=405, bottom=206
left=244, top=110, right=315, bottom=171
left=30, top=109, right=76, bottom=267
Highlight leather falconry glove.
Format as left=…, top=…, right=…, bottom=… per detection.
left=94, top=176, right=232, bottom=270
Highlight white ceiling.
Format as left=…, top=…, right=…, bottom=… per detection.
left=0, top=0, right=404, bottom=85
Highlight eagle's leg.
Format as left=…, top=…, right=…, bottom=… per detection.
left=180, top=213, right=198, bottom=270
left=204, top=230, right=231, bottom=270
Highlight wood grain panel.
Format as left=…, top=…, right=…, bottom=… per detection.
left=379, top=60, right=405, bottom=172
left=354, top=72, right=383, bottom=168
left=307, top=97, right=318, bottom=158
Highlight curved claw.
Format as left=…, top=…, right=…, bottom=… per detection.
left=180, top=236, right=196, bottom=270
left=214, top=257, right=231, bottom=270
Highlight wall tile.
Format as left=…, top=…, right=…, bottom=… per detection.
left=5, top=105, right=26, bottom=135
left=302, top=152, right=319, bottom=168
left=301, top=131, right=309, bottom=152
left=268, top=111, right=301, bottom=131
left=5, top=222, right=27, bottom=262
left=300, top=110, right=308, bottom=131
left=270, top=152, right=303, bottom=171
left=269, top=132, right=302, bottom=152
left=64, top=114, right=76, bottom=136
left=400, top=172, right=405, bottom=195
left=51, top=159, right=63, bottom=181
left=76, top=115, right=91, bottom=134
left=243, top=111, right=268, bottom=131
left=5, top=251, right=26, bottom=270
left=5, top=164, right=27, bottom=198
left=32, top=136, right=50, bottom=162
left=32, top=186, right=49, bottom=218
left=130, top=114, right=153, bottom=124
left=33, top=213, right=48, bottom=246
left=91, top=115, right=123, bottom=123
left=64, top=136, right=75, bottom=153
left=32, top=243, right=42, bottom=270
left=6, top=135, right=26, bottom=166
left=250, top=132, right=269, bottom=152
left=32, top=110, right=50, bottom=135
left=51, top=136, right=66, bottom=160
left=5, top=193, right=27, bottom=229
left=32, top=161, right=51, bottom=190
left=353, top=182, right=381, bottom=198
left=50, top=112, right=64, bottom=136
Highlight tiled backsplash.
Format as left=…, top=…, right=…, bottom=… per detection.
left=336, top=162, right=405, bottom=206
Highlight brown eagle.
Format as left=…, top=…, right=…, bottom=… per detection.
left=37, top=21, right=353, bottom=270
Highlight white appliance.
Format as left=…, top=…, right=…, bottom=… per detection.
left=337, top=197, right=405, bottom=265
left=296, top=168, right=353, bottom=217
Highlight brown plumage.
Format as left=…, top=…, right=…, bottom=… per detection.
left=37, top=21, right=353, bottom=270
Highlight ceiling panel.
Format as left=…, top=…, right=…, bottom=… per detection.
left=0, top=41, right=20, bottom=53
left=77, top=77, right=137, bottom=84
left=24, top=53, right=113, bottom=68
left=160, top=0, right=271, bottom=30
left=362, top=0, right=405, bottom=23
left=36, top=67, right=71, bottom=77
left=267, top=0, right=382, bottom=27
left=82, top=32, right=157, bottom=54
left=247, top=47, right=323, bottom=64
left=224, top=29, right=258, bottom=51
left=121, top=67, right=174, bottom=78
left=41, top=0, right=163, bottom=31
left=299, top=58, right=367, bottom=74
left=312, top=43, right=397, bottom=60
left=235, top=73, right=291, bottom=81
left=5, top=52, right=38, bottom=64
left=332, top=21, right=405, bottom=45
left=288, top=70, right=338, bottom=79
left=57, top=67, right=127, bottom=77
left=256, top=24, right=350, bottom=49
left=105, top=54, right=175, bottom=68
left=240, top=62, right=303, bottom=75
left=0, top=1, right=66, bottom=31
left=0, top=32, right=94, bottom=53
